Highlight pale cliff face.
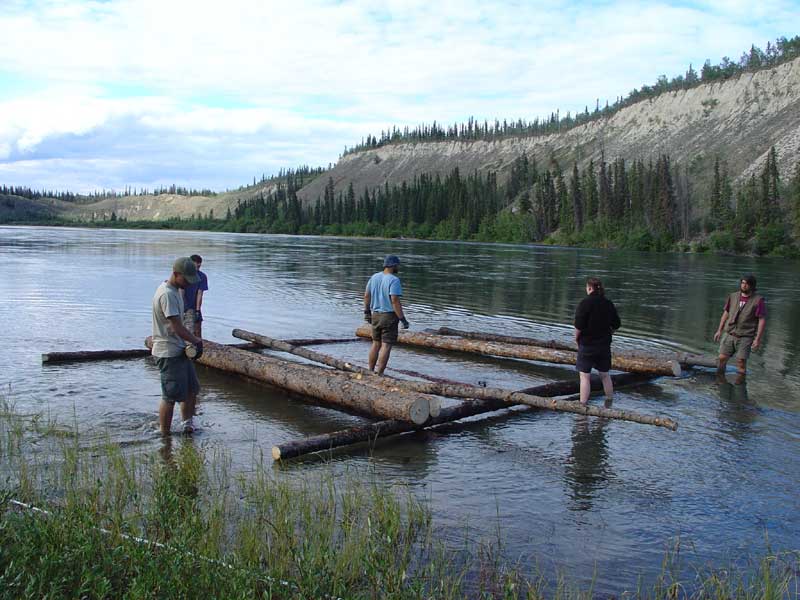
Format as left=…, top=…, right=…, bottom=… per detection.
left=298, top=56, right=800, bottom=206
left=5, top=58, right=799, bottom=222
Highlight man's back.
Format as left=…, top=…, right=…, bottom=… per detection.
left=367, top=272, right=402, bottom=313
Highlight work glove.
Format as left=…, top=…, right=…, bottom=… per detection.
left=192, top=341, right=204, bottom=361
left=400, top=317, right=409, bottom=329
left=364, top=309, right=372, bottom=324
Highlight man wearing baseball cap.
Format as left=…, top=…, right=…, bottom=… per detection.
left=151, top=257, right=205, bottom=435
left=363, top=255, right=409, bottom=375
left=713, top=274, right=766, bottom=378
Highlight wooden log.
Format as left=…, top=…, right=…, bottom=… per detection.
left=282, top=337, right=362, bottom=346
left=272, top=374, right=668, bottom=460
left=435, top=327, right=716, bottom=370
left=233, top=329, right=676, bottom=430
left=355, top=326, right=681, bottom=377
left=42, top=342, right=262, bottom=364
left=143, top=338, right=437, bottom=425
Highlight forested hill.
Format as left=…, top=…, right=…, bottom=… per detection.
left=298, top=54, right=800, bottom=206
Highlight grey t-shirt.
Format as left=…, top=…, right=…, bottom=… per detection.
left=151, top=281, right=185, bottom=358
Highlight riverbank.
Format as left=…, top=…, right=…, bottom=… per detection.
left=1, top=399, right=797, bottom=599
left=2, top=218, right=798, bottom=258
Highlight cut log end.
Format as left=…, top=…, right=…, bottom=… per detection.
left=409, top=399, right=431, bottom=425
left=272, top=446, right=282, bottom=461
left=670, top=361, right=682, bottom=377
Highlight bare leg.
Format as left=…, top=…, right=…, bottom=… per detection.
left=368, top=340, right=382, bottom=371
left=579, top=371, right=592, bottom=404
left=717, top=354, right=730, bottom=373
left=159, top=399, right=175, bottom=436
left=375, top=343, right=394, bottom=375
left=735, top=358, right=747, bottom=375
left=181, top=393, right=196, bottom=424
left=599, top=371, right=613, bottom=401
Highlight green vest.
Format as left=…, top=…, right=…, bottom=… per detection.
left=725, top=291, right=763, bottom=338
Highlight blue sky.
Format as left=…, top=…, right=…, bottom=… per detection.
left=0, top=0, right=797, bottom=193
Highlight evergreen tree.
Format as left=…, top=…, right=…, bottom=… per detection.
left=570, top=162, right=584, bottom=231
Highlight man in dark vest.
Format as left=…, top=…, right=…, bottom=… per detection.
left=713, top=274, right=766, bottom=376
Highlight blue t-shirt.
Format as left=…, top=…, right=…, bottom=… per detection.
left=366, top=272, right=402, bottom=313
left=183, top=270, right=208, bottom=311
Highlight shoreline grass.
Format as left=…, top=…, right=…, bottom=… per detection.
left=0, top=398, right=797, bottom=599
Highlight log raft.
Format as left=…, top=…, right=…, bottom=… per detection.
left=434, top=327, right=716, bottom=369
left=143, top=338, right=438, bottom=425
left=356, top=326, right=682, bottom=377
left=272, top=372, right=666, bottom=460
left=232, top=329, right=672, bottom=429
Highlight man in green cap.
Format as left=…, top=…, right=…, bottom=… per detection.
left=364, top=255, right=409, bottom=375
left=151, top=257, right=205, bottom=435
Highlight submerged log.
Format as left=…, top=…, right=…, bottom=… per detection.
left=355, top=326, right=681, bottom=377
left=272, top=373, right=667, bottom=460
left=233, top=329, right=669, bottom=428
left=143, top=338, right=437, bottom=425
left=435, top=327, right=716, bottom=369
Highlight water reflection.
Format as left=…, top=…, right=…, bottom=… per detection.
left=564, top=413, right=612, bottom=511
left=715, top=373, right=759, bottom=438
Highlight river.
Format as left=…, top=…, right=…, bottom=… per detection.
left=1, top=225, right=798, bottom=592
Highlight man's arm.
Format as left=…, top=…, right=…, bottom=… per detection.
left=195, top=289, right=204, bottom=313
left=714, top=310, right=729, bottom=342
left=167, top=316, right=202, bottom=346
left=752, top=317, right=766, bottom=350
left=390, top=295, right=405, bottom=320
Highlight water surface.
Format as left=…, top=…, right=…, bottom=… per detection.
left=1, top=225, right=798, bottom=592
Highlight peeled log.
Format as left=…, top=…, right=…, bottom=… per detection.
left=143, top=338, right=436, bottom=425
left=435, top=327, right=716, bottom=370
left=272, top=373, right=667, bottom=460
left=356, top=326, right=681, bottom=377
left=233, top=329, right=673, bottom=433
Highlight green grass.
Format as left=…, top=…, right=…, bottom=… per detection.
left=0, top=397, right=797, bottom=599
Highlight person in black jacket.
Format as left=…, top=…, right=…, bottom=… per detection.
left=573, top=277, right=621, bottom=405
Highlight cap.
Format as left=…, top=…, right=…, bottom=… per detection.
left=173, top=257, right=200, bottom=284
left=383, top=255, right=400, bottom=268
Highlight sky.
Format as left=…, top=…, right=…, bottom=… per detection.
left=0, top=0, right=798, bottom=194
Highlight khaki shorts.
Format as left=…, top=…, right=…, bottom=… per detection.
left=156, top=355, right=200, bottom=403
left=371, top=312, right=399, bottom=343
left=719, top=333, right=753, bottom=360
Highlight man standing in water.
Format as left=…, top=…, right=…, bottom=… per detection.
left=574, top=277, right=621, bottom=405
left=152, top=257, right=204, bottom=435
left=364, top=255, right=409, bottom=375
left=182, top=254, right=208, bottom=338
left=714, top=274, right=766, bottom=377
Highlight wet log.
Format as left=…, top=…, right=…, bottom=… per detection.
left=355, top=326, right=681, bottom=377
left=143, top=338, right=437, bottom=425
left=42, top=342, right=261, bottom=364
left=435, top=327, right=716, bottom=369
left=233, top=330, right=666, bottom=429
left=283, top=337, right=362, bottom=346
left=272, top=374, right=668, bottom=460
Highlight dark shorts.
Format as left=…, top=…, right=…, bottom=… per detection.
left=156, top=355, right=200, bottom=403
left=576, top=344, right=612, bottom=374
left=371, top=312, right=399, bottom=343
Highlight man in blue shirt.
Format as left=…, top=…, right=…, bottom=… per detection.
left=182, top=254, right=209, bottom=338
left=364, top=255, right=409, bottom=374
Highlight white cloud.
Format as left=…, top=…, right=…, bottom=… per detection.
left=0, top=0, right=796, bottom=191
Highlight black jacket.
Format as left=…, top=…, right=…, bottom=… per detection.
left=574, top=293, right=621, bottom=346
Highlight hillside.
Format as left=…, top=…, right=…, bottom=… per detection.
left=3, top=56, right=799, bottom=225
left=297, top=56, right=800, bottom=206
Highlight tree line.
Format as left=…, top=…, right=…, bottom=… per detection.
left=343, top=36, right=800, bottom=156
left=225, top=149, right=800, bottom=256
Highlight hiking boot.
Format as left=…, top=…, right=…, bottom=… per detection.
left=181, top=418, right=196, bottom=434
